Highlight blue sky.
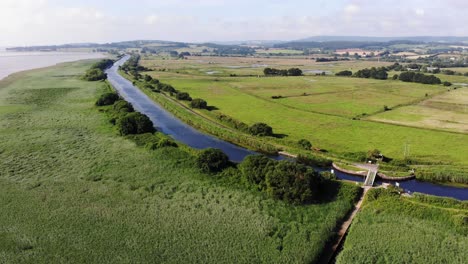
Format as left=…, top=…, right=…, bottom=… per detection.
left=1, top=0, right=467, bottom=46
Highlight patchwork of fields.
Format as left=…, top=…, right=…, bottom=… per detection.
left=141, top=56, right=468, bottom=172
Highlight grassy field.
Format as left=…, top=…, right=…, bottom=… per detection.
left=368, top=87, right=468, bottom=133
left=140, top=55, right=394, bottom=77
left=0, top=60, right=362, bottom=263
left=336, top=189, right=468, bottom=263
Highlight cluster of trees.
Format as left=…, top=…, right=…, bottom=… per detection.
left=353, top=67, right=388, bottom=80
left=239, top=155, right=322, bottom=204
left=316, top=57, right=349, bottom=62
left=398, top=72, right=442, bottom=84
left=95, top=93, right=156, bottom=136
left=120, top=54, right=148, bottom=77
left=335, top=70, right=353, bottom=76
left=263, top=68, right=303, bottom=76
left=91, top=59, right=114, bottom=71
left=196, top=149, right=334, bottom=204
left=83, top=59, right=114, bottom=81
left=190, top=99, right=208, bottom=109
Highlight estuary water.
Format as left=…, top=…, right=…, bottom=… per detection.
left=0, top=49, right=104, bottom=81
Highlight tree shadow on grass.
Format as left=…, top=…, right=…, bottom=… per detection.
left=206, top=105, right=219, bottom=111
left=272, top=133, right=288, bottom=139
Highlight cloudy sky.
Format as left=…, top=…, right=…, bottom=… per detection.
left=1, top=0, right=467, bottom=46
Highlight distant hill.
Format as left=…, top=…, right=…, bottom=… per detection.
left=208, top=40, right=286, bottom=46
left=296, top=36, right=468, bottom=43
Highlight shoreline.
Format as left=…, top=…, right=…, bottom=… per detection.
left=0, top=51, right=105, bottom=81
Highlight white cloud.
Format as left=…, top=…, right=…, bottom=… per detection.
left=145, top=15, right=159, bottom=25
left=415, top=8, right=425, bottom=16
left=344, top=4, right=360, bottom=15
left=0, top=0, right=468, bottom=46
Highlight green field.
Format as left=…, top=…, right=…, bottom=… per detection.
left=337, top=189, right=468, bottom=263
left=139, top=57, right=468, bottom=182
left=0, top=60, right=363, bottom=263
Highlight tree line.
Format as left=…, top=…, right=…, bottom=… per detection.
left=264, top=67, right=303, bottom=76
left=82, top=59, right=114, bottom=81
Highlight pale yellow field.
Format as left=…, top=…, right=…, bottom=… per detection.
left=368, top=88, right=468, bottom=133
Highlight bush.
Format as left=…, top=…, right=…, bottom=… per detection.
left=443, top=81, right=452, bottom=87
left=297, top=139, right=312, bottom=150
left=190, top=99, right=208, bottom=109
left=367, top=149, right=381, bottom=161
left=113, top=100, right=134, bottom=113
left=265, top=161, right=320, bottom=204
left=157, top=138, right=178, bottom=148
left=83, top=68, right=107, bottom=81
left=96, top=93, right=119, bottom=106
left=146, top=137, right=178, bottom=150
left=249, top=123, right=273, bottom=137
left=239, top=155, right=275, bottom=189
left=117, top=112, right=155, bottom=135
left=176, top=92, right=192, bottom=101
left=144, top=75, right=153, bottom=82
left=197, top=148, right=230, bottom=173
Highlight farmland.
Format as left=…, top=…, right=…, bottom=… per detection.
left=337, top=189, right=468, bottom=263
left=0, top=60, right=361, bottom=263
left=139, top=55, right=468, bottom=184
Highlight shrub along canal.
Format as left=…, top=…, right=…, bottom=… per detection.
left=107, top=56, right=467, bottom=200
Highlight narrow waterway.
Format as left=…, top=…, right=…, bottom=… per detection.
left=106, top=56, right=467, bottom=200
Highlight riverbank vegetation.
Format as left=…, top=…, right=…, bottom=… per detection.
left=337, top=188, right=468, bottom=263
left=0, top=59, right=364, bottom=263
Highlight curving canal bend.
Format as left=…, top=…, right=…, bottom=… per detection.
left=106, top=56, right=467, bottom=201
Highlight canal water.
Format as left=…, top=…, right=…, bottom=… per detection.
left=107, top=56, right=468, bottom=200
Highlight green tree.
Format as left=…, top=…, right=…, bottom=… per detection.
left=96, top=93, right=119, bottom=106
left=239, top=155, right=275, bottom=189
left=265, top=161, right=319, bottom=204
left=197, top=148, right=230, bottom=173
left=249, top=123, right=273, bottom=137
left=176, top=92, right=192, bottom=101
left=117, top=112, right=155, bottom=135
left=190, top=98, right=208, bottom=109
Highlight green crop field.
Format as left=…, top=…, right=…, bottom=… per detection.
left=0, top=60, right=362, bottom=263
left=337, top=189, right=468, bottom=263
left=140, top=56, right=468, bottom=180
